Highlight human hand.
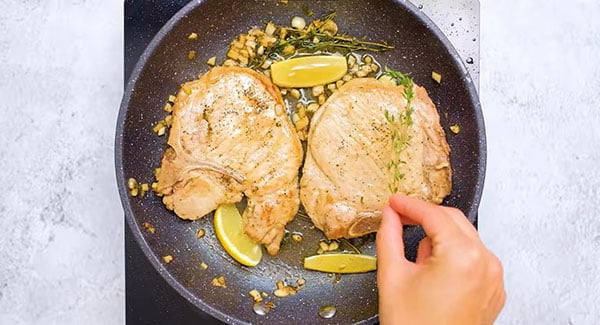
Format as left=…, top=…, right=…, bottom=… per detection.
left=376, top=195, right=506, bottom=325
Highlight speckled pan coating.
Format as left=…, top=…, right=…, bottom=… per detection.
left=115, top=0, right=485, bottom=324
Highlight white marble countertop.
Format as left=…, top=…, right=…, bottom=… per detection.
left=0, top=1, right=599, bottom=324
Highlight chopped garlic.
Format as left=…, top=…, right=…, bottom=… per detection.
left=291, top=16, right=306, bottom=30
left=312, top=85, right=324, bottom=97
left=432, top=71, right=442, bottom=84
left=249, top=289, right=263, bottom=302
left=291, top=233, right=303, bottom=243
left=127, top=178, right=138, bottom=190
left=290, top=88, right=301, bottom=99
left=265, top=22, right=276, bottom=36
left=142, top=222, right=155, bottom=234
left=273, top=289, right=289, bottom=298
left=211, top=276, right=227, bottom=288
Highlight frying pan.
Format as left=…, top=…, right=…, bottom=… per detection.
left=116, top=0, right=486, bottom=324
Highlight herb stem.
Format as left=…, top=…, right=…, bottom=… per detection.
left=384, top=68, right=415, bottom=194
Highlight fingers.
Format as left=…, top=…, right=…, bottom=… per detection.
left=377, top=205, right=407, bottom=262
left=415, top=236, right=432, bottom=264
left=377, top=204, right=415, bottom=315
left=485, top=287, right=506, bottom=325
left=444, top=207, right=480, bottom=240
left=389, top=195, right=459, bottom=240
left=488, top=254, right=507, bottom=316
left=389, top=194, right=482, bottom=242
left=377, top=205, right=410, bottom=274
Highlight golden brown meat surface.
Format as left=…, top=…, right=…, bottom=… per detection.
left=155, top=67, right=303, bottom=255
left=300, top=78, right=451, bottom=239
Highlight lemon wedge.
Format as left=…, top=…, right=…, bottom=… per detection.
left=214, top=204, right=262, bottom=267
left=303, top=253, right=377, bottom=274
left=270, top=55, right=348, bottom=88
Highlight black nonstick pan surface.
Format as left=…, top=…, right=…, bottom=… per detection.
left=116, top=1, right=486, bottom=324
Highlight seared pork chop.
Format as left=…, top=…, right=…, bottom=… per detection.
left=300, top=77, right=451, bottom=239
left=155, top=67, right=303, bottom=255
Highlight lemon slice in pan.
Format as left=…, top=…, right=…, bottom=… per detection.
left=214, top=204, right=262, bottom=267
left=271, top=55, right=348, bottom=88
left=304, top=253, right=377, bottom=273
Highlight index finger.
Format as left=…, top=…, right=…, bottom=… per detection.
left=389, top=194, right=460, bottom=240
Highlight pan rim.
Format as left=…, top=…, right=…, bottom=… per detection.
left=116, top=1, right=244, bottom=324
left=115, top=0, right=486, bottom=324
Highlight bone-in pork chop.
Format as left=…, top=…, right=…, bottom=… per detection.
left=155, top=67, right=303, bottom=255
left=300, top=77, right=451, bottom=239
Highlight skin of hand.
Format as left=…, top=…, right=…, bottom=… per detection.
left=376, top=195, right=506, bottom=325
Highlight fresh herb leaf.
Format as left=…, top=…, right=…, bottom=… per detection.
left=383, top=68, right=416, bottom=194
left=249, top=12, right=393, bottom=69
left=384, top=67, right=414, bottom=88
left=301, top=5, right=315, bottom=17
left=384, top=109, right=392, bottom=123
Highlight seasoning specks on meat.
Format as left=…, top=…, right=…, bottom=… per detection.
left=300, top=77, right=451, bottom=239
left=155, top=67, right=303, bottom=255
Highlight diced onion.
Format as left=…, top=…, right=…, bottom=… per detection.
left=291, top=16, right=306, bottom=29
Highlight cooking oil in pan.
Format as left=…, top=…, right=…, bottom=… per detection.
left=318, top=305, right=337, bottom=319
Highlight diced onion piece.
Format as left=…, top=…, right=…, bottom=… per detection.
left=291, top=16, right=306, bottom=29
left=306, top=103, right=320, bottom=113
left=265, top=22, right=276, bottom=36
left=206, top=56, right=217, bottom=66
left=432, top=71, right=442, bottom=84
left=290, top=88, right=301, bottom=99
left=127, top=178, right=138, bottom=190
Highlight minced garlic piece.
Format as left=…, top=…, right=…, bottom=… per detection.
left=212, top=276, right=227, bottom=288
left=432, top=71, right=442, bottom=84
left=249, top=289, right=263, bottom=302
left=450, top=125, right=460, bottom=134
left=142, top=222, right=155, bottom=234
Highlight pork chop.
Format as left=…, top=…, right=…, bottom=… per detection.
left=300, top=77, right=451, bottom=239
left=155, top=67, right=303, bottom=255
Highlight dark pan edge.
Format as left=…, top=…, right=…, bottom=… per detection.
left=396, top=0, right=487, bottom=224
left=115, top=1, right=248, bottom=324
left=115, top=1, right=486, bottom=324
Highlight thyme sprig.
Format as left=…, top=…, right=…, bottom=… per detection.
left=271, top=33, right=393, bottom=55
left=383, top=68, right=415, bottom=193
left=249, top=12, right=394, bottom=69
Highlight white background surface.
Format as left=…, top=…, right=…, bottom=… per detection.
left=0, top=1, right=599, bottom=324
